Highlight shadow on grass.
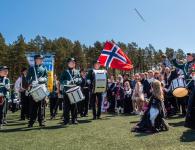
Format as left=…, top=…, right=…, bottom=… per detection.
left=169, top=121, right=185, bottom=127
left=0, top=124, right=67, bottom=133
left=6, top=122, right=27, bottom=126
left=129, top=121, right=139, bottom=124
left=104, top=114, right=116, bottom=118
left=78, top=119, right=92, bottom=124
left=134, top=132, right=153, bottom=137
left=87, top=117, right=111, bottom=121
left=180, top=129, right=195, bottom=142
left=7, top=120, right=23, bottom=123
left=167, top=115, right=185, bottom=120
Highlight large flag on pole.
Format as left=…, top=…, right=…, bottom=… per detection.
left=98, top=41, right=133, bottom=71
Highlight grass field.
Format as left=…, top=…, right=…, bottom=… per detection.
left=0, top=110, right=195, bottom=150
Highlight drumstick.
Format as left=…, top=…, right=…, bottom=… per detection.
left=186, top=79, right=193, bottom=87
left=134, top=8, right=146, bottom=22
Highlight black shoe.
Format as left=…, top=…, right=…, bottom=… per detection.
left=83, top=114, right=88, bottom=117
left=97, top=116, right=101, bottom=120
left=63, top=121, right=69, bottom=126
left=80, top=114, right=84, bottom=118
left=72, top=120, right=78, bottom=125
left=179, top=114, right=186, bottom=118
left=150, top=127, right=159, bottom=133
left=39, top=122, right=46, bottom=127
left=28, top=124, right=33, bottom=128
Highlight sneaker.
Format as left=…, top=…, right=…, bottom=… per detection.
left=131, top=111, right=138, bottom=115
left=131, top=111, right=136, bottom=115
left=3, top=120, right=7, bottom=125
left=139, top=111, right=144, bottom=115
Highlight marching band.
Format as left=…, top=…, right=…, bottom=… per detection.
left=26, top=54, right=48, bottom=127
left=59, top=58, right=82, bottom=125
left=0, top=52, right=195, bottom=134
left=0, top=66, right=10, bottom=129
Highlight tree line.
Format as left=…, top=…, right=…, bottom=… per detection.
left=0, top=33, right=186, bottom=83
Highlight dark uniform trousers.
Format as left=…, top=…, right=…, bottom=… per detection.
left=54, top=98, right=63, bottom=115
left=185, top=85, right=195, bottom=129
left=29, top=96, right=45, bottom=125
left=91, top=93, right=102, bottom=118
left=177, top=96, right=187, bottom=115
left=78, top=88, right=89, bottom=116
left=63, top=94, right=77, bottom=123
left=49, top=97, right=58, bottom=117
left=0, top=102, right=5, bottom=124
left=20, top=91, right=29, bottom=119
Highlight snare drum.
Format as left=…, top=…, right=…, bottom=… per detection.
left=66, top=86, right=85, bottom=104
left=171, top=78, right=188, bottom=98
left=93, top=70, right=107, bottom=93
left=0, top=93, right=4, bottom=106
left=29, top=84, right=48, bottom=102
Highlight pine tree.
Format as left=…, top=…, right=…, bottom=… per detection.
left=10, top=35, right=28, bottom=81
left=0, top=33, right=8, bottom=66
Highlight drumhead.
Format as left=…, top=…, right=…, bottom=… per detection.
left=173, top=88, right=188, bottom=98
left=66, top=86, right=79, bottom=93
left=29, top=85, right=42, bottom=93
left=93, top=70, right=107, bottom=93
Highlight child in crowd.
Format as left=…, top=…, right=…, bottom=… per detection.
left=113, top=79, right=124, bottom=115
left=132, top=74, right=144, bottom=115
left=123, top=81, right=133, bottom=114
left=131, top=80, right=169, bottom=133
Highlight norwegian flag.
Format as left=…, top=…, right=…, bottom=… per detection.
left=98, top=41, right=133, bottom=71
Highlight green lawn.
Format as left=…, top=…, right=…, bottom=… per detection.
left=0, top=111, right=195, bottom=150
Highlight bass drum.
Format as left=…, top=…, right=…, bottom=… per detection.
left=93, top=70, right=107, bottom=93
left=171, top=78, right=188, bottom=98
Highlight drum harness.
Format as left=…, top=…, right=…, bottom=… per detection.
left=63, top=69, right=77, bottom=89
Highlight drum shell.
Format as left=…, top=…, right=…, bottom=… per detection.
left=66, top=86, right=85, bottom=104
left=29, top=84, right=48, bottom=102
left=93, top=70, right=107, bottom=93
left=171, top=78, right=188, bottom=98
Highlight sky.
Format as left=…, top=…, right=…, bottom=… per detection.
left=1, top=0, right=195, bottom=53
